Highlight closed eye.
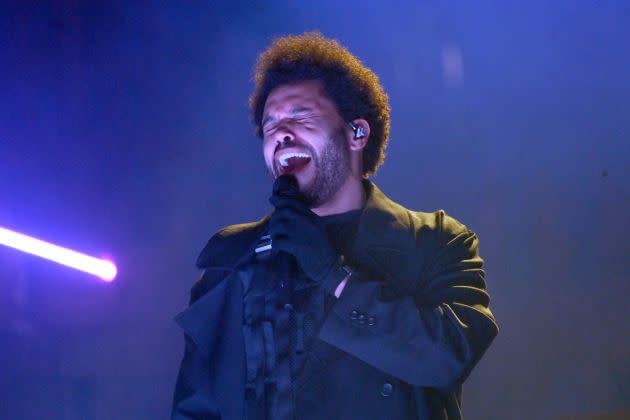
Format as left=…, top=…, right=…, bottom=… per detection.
left=263, top=117, right=314, bottom=136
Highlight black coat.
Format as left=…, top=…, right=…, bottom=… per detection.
left=172, top=180, right=498, bottom=419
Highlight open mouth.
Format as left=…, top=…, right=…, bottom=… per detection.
left=276, top=151, right=312, bottom=175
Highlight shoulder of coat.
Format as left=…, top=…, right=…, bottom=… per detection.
left=407, top=208, right=472, bottom=245
left=195, top=215, right=270, bottom=269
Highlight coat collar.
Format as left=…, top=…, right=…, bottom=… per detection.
left=347, top=179, right=420, bottom=293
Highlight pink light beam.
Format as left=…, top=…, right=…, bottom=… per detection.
left=0, top=226, right=117, bottom=281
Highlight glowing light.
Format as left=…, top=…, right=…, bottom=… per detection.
left=0, top=226, right=117, bottom=281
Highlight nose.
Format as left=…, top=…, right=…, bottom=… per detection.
left=275, top=126, right=295, bottom=149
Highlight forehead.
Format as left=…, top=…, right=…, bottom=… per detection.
left=262, top=80, right=337, bottom=116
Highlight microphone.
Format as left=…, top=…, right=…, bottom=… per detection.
left=272, top=174, right=302, bottom=198
left=255, top=175, right=302, bottom=256
left=255, top=175, right=302, bottom=303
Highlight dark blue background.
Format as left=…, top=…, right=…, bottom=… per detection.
left=1, top=1, right=628, bottom=418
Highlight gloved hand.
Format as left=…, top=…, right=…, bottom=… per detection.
left=268, top=175, right=349, bottom=295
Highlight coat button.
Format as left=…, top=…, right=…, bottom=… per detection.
left=283, top=303, right=293, bottom=311
left=350, top=310, right=358, bottom=319
left=358, top=314, right=366, bottom=324
left=368, top=316, right=376, bottom=326
left=380, top=382, right=393, bottom=397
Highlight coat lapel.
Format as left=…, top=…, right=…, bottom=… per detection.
left=175, top=266, right=251, bottom=420
left=349, top=180, right=423, bottom=295
left=175, top=269, right=244, bottom=356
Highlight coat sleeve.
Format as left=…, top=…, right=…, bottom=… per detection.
left=317, top=219, right=499, bottom=393
left=171, top=271, right=222, bottom=420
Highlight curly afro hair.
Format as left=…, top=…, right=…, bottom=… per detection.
left=249, top=31, right=390, bottom=178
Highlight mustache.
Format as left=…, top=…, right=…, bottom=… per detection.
left=274, top=140, right=315, bottom=155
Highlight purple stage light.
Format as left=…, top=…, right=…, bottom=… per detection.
left=0, top=226, right=117, bottom=281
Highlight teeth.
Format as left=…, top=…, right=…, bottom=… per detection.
left=278, top=152, right=311, bottom=167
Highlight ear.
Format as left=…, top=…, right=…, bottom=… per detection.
left=347, top=118, right=371, bottom=152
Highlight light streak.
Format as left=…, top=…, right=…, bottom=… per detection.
left=0, top=226, right=117, bottom=281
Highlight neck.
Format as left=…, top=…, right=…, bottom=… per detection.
left=310, top=175, right=366, bottom=217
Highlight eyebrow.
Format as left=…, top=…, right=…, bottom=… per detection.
left=262, top=106, right=313, bottom=128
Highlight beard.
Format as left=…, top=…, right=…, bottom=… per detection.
left=266, top=126, right=352, bottom=207
left=301, top=127, right=351, bottom=207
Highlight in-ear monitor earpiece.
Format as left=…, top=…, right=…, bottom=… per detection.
left=349, top=122, right=366, bottom=139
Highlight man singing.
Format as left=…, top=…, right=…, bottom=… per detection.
left=172, top=32, right=498, bottom=420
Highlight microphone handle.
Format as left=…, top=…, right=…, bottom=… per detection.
left=254, top=233, right=294, bottom=304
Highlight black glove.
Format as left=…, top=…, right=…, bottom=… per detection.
left=268, top=175, right=349, bottom=295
